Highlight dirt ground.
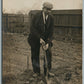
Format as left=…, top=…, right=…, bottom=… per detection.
left=2, top=32, right=82, bottom=84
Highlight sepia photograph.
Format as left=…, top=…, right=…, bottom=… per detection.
left=2, top=0, right=82, bottom=84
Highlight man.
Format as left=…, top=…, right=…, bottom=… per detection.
left=28, top=2, right=54, bottom=77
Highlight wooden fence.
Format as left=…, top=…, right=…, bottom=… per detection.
left=2, top=14, right=30, bottom=33
left=2, top=10, right=82, bottom=42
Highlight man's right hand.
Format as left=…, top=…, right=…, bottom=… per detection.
left=40, top=38, right=45, bottom=45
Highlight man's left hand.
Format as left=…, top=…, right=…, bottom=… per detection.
left=42, top=43, right=49, bottom=50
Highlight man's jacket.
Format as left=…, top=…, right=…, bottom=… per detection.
left=28, top=11, right=54, bottom=47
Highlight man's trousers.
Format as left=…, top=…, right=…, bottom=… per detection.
left=31, top=44, right=52, bottom=75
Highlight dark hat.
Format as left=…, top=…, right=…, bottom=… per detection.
left=43, top=2, right=53, bottom=9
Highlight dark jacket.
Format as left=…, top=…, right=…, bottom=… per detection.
left=28, top=11, right=54, bottom=48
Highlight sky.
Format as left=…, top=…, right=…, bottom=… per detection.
left=3, top=0, right=82, bottom=14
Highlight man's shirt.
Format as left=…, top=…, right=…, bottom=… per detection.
left=42, top=12, right=48, bottom=24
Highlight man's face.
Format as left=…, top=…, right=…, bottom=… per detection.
left=43, top=8, right=51, bottom=15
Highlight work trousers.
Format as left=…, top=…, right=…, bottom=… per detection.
left=31, top=44, right=52, bottom=74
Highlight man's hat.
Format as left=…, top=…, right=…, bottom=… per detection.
left=43, top=2, right=53, bottom=9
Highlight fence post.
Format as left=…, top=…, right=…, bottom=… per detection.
left=6, top=14, right=8, bottom=32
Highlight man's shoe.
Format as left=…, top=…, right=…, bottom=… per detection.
left=33, top=73, right=38, bottom=77
left=44, top=72, right=55, bottom=78
left=33, top=73, right=40, bottom=77
left=48, top=72, right=55, bottom=77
